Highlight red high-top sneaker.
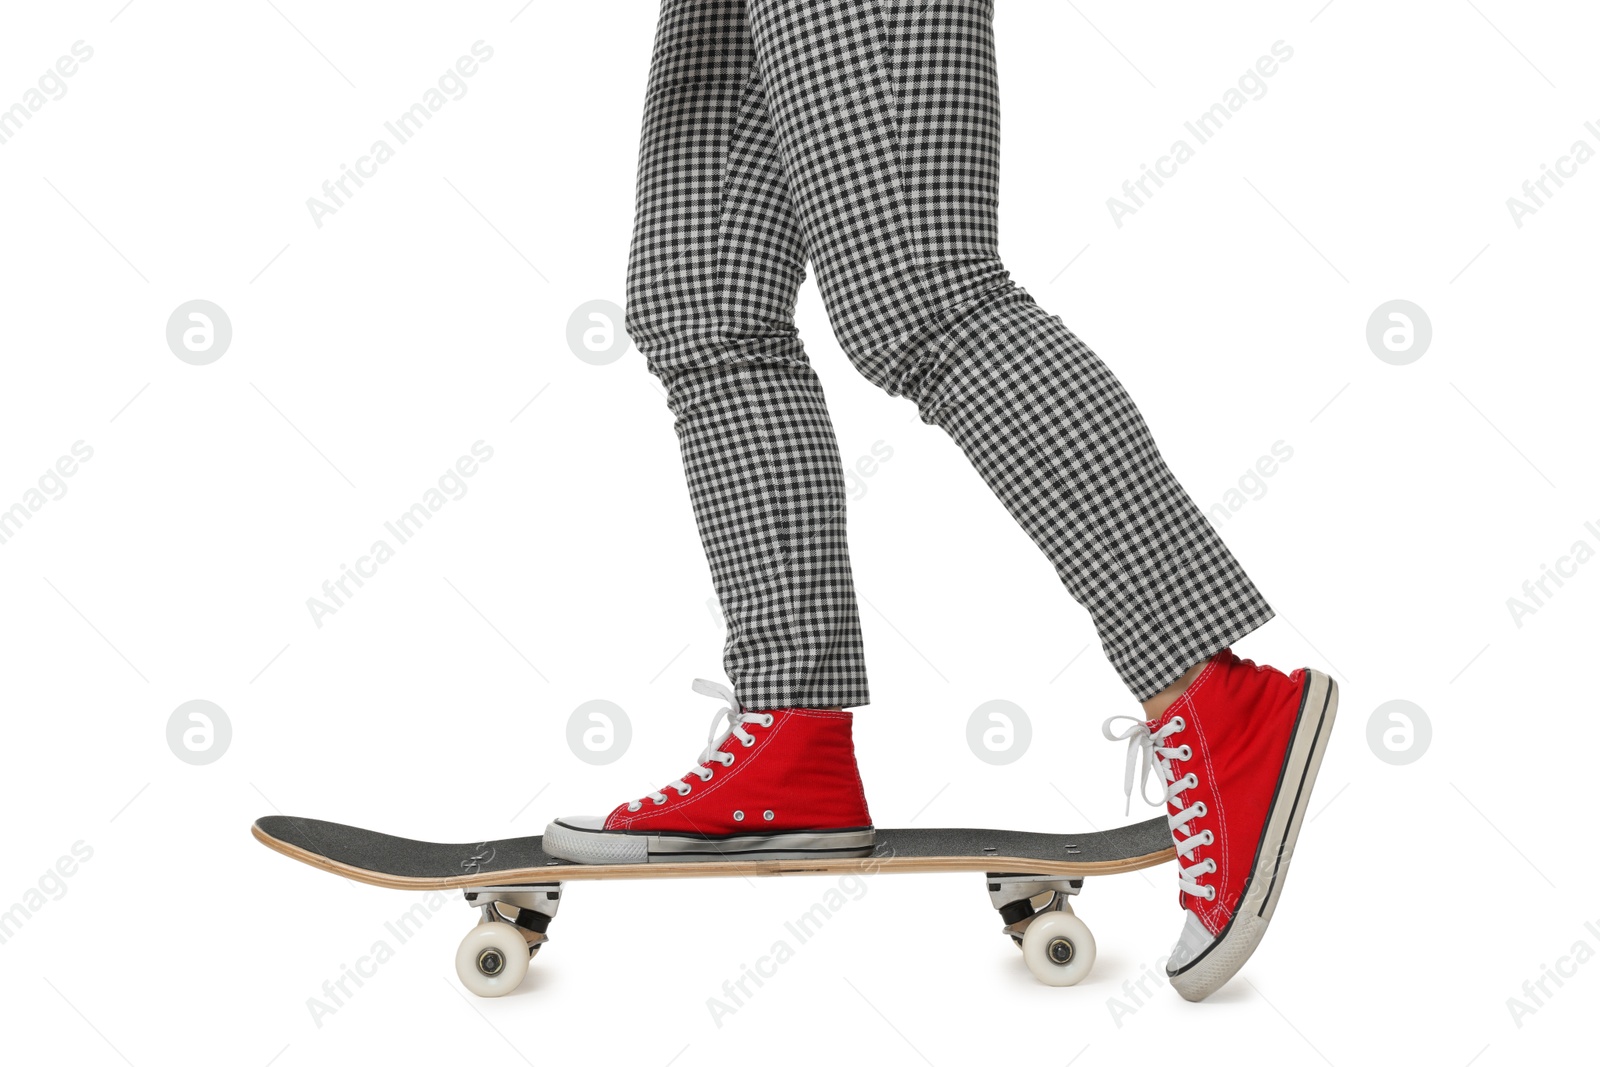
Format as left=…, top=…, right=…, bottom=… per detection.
left=1104, top=650, right=1338, bottom=1001
left=544, top=680, right=874, bottom=864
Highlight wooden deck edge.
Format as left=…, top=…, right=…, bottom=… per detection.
left=253, top=823, right=1176, bottom=890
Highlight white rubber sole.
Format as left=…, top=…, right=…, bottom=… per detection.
left=542, top=820, right=877, bottom=865
left=1168, top=669, right=1339, bottom=1002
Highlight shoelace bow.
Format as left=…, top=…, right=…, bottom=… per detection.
left=1102, top=714, right=1219, bottom=901
left=627, top=679, right=773, bottom=812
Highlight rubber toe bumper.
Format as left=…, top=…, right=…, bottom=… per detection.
left=543, top=818, right=649, bottom=864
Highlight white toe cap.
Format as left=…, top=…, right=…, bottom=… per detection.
left=1168, top=910, right=1215, bottom=974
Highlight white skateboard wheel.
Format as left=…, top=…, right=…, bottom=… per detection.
left=455, top=923, right=530, bottom=997
left=1021, top=909, right=1096, bottom=986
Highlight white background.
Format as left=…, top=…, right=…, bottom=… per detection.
left=1, top=1, right=1595, bottom=1064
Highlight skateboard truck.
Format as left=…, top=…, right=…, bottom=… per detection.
left=455, top=884, right=563, bottom=995
left=986, top=874, right=1096, bottom=986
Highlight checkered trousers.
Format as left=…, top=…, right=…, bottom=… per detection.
left=625, top=0, right=1274, bottom=707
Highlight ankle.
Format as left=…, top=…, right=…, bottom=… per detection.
left=1141, top=661, right=1205, bottom=719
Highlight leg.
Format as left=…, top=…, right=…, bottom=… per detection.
left=544, top=1, right=876, bottom=866
left=625, top=0, right=869, bottom=710
left=740, top=1, right=1334, bottom=1002
left=744, top=0, right=1272, bottom=699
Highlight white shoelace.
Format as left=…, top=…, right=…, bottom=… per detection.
left=627, top=679, right=773, bottom=812
left=1103, top=714, right=1218, bottom=901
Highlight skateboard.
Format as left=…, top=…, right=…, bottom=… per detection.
left=253, top=814, right=1175, bottom=996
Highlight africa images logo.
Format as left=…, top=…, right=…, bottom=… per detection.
left=461, top=845, right=496, bottom=875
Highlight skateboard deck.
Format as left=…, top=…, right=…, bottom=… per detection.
left=253, top=814, right=1174, bottom=887
left=254, top=814, right=1175, bottom=996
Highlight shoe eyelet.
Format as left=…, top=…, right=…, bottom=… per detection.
left=1178, top=745, right=1192, bottom=760
left=675, top=785, right=691, bottom=796
left=1183, top=773, right=1199, bottom=790
left=1207, top=858, right=1218, bottom=874
left=1205, top=886, right=1217, bottom=901
left=741, top=736, right=754, bottom=748
left=652, top=796, right=666, bottom=806
left=1194, top=801, right=1207, bottom=817
left=627, top=802, right=641, bottom=812
left=762, top=714, right=775, bottom=727
left=1170, top=716, right=1185, bottom=731
left=733, top=810, right=745, bottom=822
left=1202, top=830, right=1214, bottom=846
left=763, top=810, right=774, bottom=821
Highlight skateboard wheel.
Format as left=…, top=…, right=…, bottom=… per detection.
left=1020, top=910, right=1096, bottom=987
left=455, top=923, right=530, bottom=997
